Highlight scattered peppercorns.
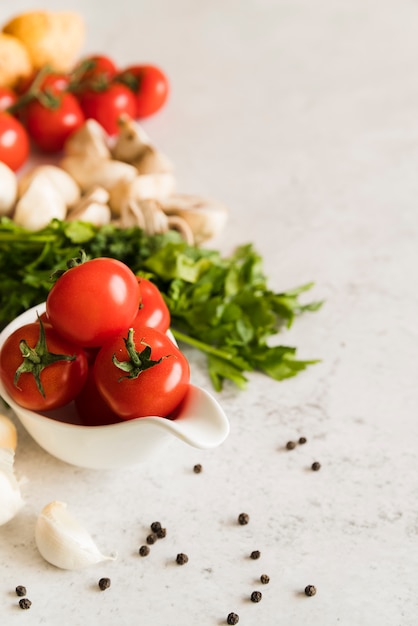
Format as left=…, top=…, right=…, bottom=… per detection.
left=227, top=612, right=240, bottom=624
left=298, top=436, right=307, bottom=444
left=238, top=512, right=249, bottom=525
left=304, top=584, right=317, bottom=597
left=150, top=521, right=162, bottom=533
left=139, top=545, right=150, bottom=557
left=286, top=440, right=296, bottom=450
left=156, top=527, right=167, bottom=539
left=18, top=598, right=32, bottom=610
left=193, top=463, right=202, bottom=473
left=260, top=574, right=270, bottom=584
left=15, top=585, right=26, bottom=597
left=146, top=533, right=158, bottom=545
left=250, top=590, right=262, bottom=603
left=311, top=462, right=321, bottom=471
left=98, top=577, right=111, bottom=591
left=176, top=553, right=189, bottom=565
left=250, top=550, right=261, bottom=560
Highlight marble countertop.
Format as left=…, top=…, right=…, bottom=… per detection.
left=1, top=1, right=417, bottom=624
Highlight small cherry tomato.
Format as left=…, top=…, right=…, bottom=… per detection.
left=24, top=92, right=85, bottom=153
left=0, top=87, right=18, bottom=111
left=118, top=64, right=169, bottom=118
left=0, top=320, right=88, bottom=411
left=73, top=54, right=118, bottom=87
left=94, top=326, right=190, bottom=419
left=0, top=111, right=29, bottom=171
left=134, top=277, right=170, bottom=333
left=77, top=83, right=136, bottom=135
left=46, top=256, right=140, bottom=348
left=18, top=70, right=70, bottom=97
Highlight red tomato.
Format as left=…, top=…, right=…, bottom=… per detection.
left=0, top=87, right=17, bottom=111
left=118, top=64, right=169, bottom=118
left=24, top=92, right=85, bottom=152
left=94, top=326, right=190, bottom=419
left=18, top=70, right=70, bottom=96
left=46, top=257, right=140, bottom=348
left=0, top=321, right=88, bottom=411
left=77, top=83, right=136, bottom=135
left=75, top=368, right=122, bottom=426
left=0, top=111, right=29, bottom=170
left=74, top=54, right=118, bottom=86
left=134, top=277, right=170, bottom=333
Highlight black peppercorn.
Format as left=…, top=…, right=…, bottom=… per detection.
left=298, top=436, right=307, bottom=444
left=139, top=545, right=150, bottom=556
left=18, top=598, right=32, bottom=610
left=156, top=527, right=167, bottom=539
left=15, top=585, right=26, bottom=597
left=98, top=577, right=111, bottom=591
left=304, top=584, right=317, bottom=596
left=227, top=612, right=239, bottom=624
left=250, top=550, right=261, bottom=560
left=250, top=590, right=262, bottom=603
left=311, top=462, right=321, bottom=471
left=286, top=440, right=296, bottom=450
left=193, top=463, right=202, bottom=473
left=260, top=574, right=270, bottom=584
left=176, top=552, right=189, bottom=565
left=146, top=533, right=158, bottom=545
left=238, top=512, right=249, bottom=525
left=150, top=521, right=162, bottom=533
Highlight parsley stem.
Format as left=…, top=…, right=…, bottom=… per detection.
left=171, top=328, right=235, bottom=362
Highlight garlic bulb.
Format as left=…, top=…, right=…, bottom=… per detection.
left=35, top=501, right=117, bottom=570
left=0, top=414, right=17, bottom=450
left=0, top=447, right=24, bottom=526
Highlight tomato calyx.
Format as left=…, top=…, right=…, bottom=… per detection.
left=14, top=317, right=76, bottom=398
left=52, top=249, right=89, bottom=280
left=112, top=328, right=166, bottom=380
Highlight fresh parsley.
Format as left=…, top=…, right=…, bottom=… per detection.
left=0, top=217, right=322, bottom=390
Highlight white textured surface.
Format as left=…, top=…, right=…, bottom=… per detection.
left=1, top=1, right=418, bottom=624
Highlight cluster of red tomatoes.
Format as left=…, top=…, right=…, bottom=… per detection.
left=0, top=55, right=169, bottom=171
left=0, top=257, right=190, bottom=426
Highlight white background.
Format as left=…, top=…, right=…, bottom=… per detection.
left=1, top=1, right=418, bottom=624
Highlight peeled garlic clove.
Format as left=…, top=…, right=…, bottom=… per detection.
left=0, top=161, right=17, bottom=216
left=18, top=165, right=81, bottom=207
left=13, top=175, right=67, bottom=231
left=35, top=501, right=117, bottom=570
left=0, top=414, right=17, bottom=450
left=64, top=118, right=111, bottom=159
left=159, top=193, right=229, bottom=243
left=0, top=448, right=24, bottom=526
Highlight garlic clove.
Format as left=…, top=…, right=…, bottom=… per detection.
left=64, top=118, right=111, bottom=159
left=0, top=414, right=17, bottom=450
left=111, top=114, right=151, bottom=162
left=0, top=447, right=24, bottom=526
left=13, top=175, right=67, bottom=231
left=0, top=161, right=17, bottom=216
left=18, top=165, right=81, bottom=208
left=159, top=193, right=229, bottom=243
left=66, top=186, right=111, bottom=226
left=60, top=155, right=137, bottom=193
left=35, top=501, right=117, bottom=570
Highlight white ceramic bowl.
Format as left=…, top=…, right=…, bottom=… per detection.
left=0, top=303, right=229, bottom=469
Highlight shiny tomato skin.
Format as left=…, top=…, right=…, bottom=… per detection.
left=0, top=322, right=88, bottom=411
left=77, top=83, right=136, bottom=135
left=0, top=87, right=18, bottom=111
left=0, top=111, right=29, bottom=171
left=94, top=326, right=190, bottom=419
left=75, top=54, right=118, bottom=86
left=118, top=64, right=169, bottom=118
left=46, top=258, right=141, bottom=348
left=75, top=368, right=122, bottom=426
left=25, top=92, right=85, bottom=153
left=134, top=277, right=170, bottom=333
